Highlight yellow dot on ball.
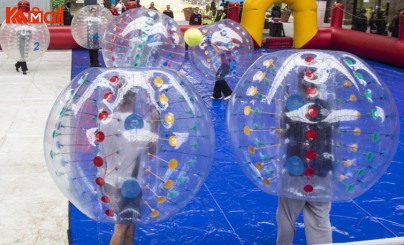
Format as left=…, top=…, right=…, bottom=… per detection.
left=184, top=28, right=203, bottom=47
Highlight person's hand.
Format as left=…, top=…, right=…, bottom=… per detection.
left=148, top=141, right=157, bottom=154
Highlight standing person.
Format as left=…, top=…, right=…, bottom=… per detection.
left=351, top=8, right=368, bottom=32
left=369, top=12, right=378, bottom=33
left=110, top=4, right=119, bottom=16
left=116, top=0, right=124, bottom=14
left=276, top=70, right=340, bottom=245
left=63, top=2, right=73, bottom=25
left=148, top=2, right=157, bottom=11
left=15, top=1, right=31, bottom=75
left=189, top=7, right=202, bottom=25
left=220, top=0, right=228, bottom=15
left=210, top=0, right=217, bottom=19
left=102, top=88, right=159, bottom=245
left=271, top=5, right=281, bottom=19
left=202, top=4, right=213, bottom=25
left=15, top=25, right=31, bottom=75
left=376, top=12, right=387, bottom=35
left=210, top=47, right=232, bottom=100
left=370, top=12, right=387, bottom=35
left=388, top=10, right=401, bottom=38
left=163, top=5, right=174, bottom=18
left=87, top=7, right=101, bottom=67
left=213, top=6, right=226, bottom=22
left=238, top=2, right=243, bottom=23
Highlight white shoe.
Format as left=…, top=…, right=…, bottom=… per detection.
left=224, top=95, right=231, bottom=101
left=210, top=96, right=222, bottom=99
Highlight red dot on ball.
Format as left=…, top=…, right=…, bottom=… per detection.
left=305, top=167, right=315, bottom=176
left=306, top=87, right=317, bottom=96
left=111, top=56, right=116, bottom=62
left=110, top=46, right=114, bottom=51
left=168, top=63, right=172, bottom=68
left=105, top=209, right=114, bottom=217
left=98, top=111, right=109, bottom=120
left=110, top=76, right=119, bottom=84
left=104, top=92, right=114, bottom=101
left=305, top=56, right=314, bottom=64
left=101, top=195, right=110, bottom=203
left=305, top=71, right=315, bottom=79
left=306, top=130, right=317, bottom=140
left=95, top=177, right=105, bottom=186
left=304, top=184, right=314, bottom=193
left=306, top=150, right=317, bottom=160
left=93, top=156, right=103, bottom=167
left=307, top=106, right=318, bottom=117
left=95, top=131, right=105, bottom=143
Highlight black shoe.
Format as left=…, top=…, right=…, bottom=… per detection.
left=15, top=64, right=19, bottom=72
left=23, top=71, right=27, bottom=75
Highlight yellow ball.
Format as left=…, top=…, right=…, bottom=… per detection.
left=184, top=28, right=203, bottom=47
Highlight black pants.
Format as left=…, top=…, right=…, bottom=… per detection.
left=88, top=49, right=100, bottom=67
left=212, top=79, right=232, bottom=98
left=15, top=61, right=28, bottom=72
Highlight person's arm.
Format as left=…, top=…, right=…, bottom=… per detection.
left=148, top=109, right=160, bottom=154
left=189, top=13, right=193, bottom=24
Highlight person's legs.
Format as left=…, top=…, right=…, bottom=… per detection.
left=211, top=81, right=222, bottom=99
left=124, top=225, right=136, bottom=245
left=110, top=224, right=130, bottom=245
left=20, top=62, right=28, bottom=75
left=216, top=79, right=232, bottom=99
left=276, top=197, right=306, bottom=245
left=93, top=49, right=100, bottom=67
left=15, top=62, right=21, bottom=72
left=88, top=49, right=94, bottom=67
left=302, top=201, right=332, bottom=245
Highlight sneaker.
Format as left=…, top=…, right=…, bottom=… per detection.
left=210, top=96, right=222, bottom=99
left=224, top=95, right=231, bottom=101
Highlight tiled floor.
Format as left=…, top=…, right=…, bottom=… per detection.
left=0, top=51, right=71, bottom=244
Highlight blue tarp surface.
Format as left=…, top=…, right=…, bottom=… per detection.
left=69, top=49, right=404, bottom=244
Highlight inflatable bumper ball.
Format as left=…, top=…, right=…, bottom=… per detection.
left=44, top=68, right=214, bottom=224
left=227, top=50, right=399, bottom=201
left=102, top=8, right=185, bottom=70
left=188, top=19, right=254, bottom=81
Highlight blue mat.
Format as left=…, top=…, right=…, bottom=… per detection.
left=69, top=49, right=404, bottom=244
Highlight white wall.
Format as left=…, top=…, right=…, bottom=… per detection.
left=0, top=0, right=52, bottom=23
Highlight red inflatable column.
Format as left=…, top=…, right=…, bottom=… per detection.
left=330, top=3, right=343, bottom=28
left=399, top=10, right=404, bottom=41
left=227, top=2, right=240, bottom=23
left=126, top=1, right=137, bottom=10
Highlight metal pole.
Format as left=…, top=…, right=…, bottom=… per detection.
left=376, top=0, right=382, bottom=14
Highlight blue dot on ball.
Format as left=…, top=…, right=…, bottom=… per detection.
left=286, top=156, right=304, bottom=176
left=286, top=94, right=304, bottom=111
left=124, top=113, right=144, bottom=130
left=147, top=35, right=156, bottom=44
left=121, top=178, right=140, bottom=198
